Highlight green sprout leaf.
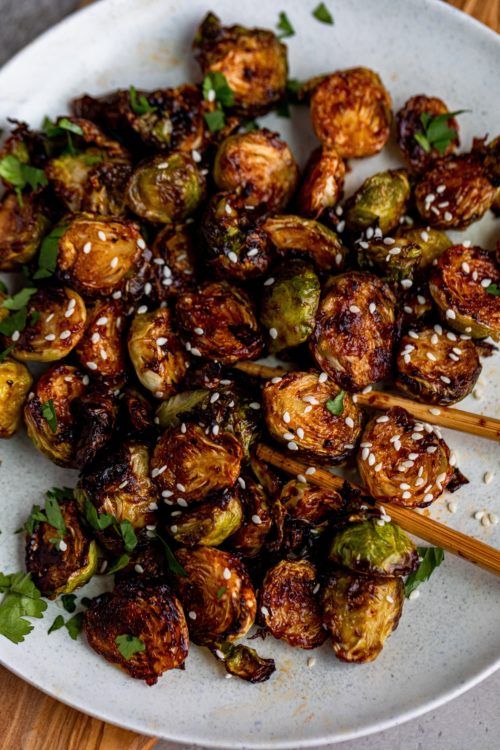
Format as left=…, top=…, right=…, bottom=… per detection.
left=115, top=633, right=146, bottom=660
left=486, top=283, right=500, bottom=296
left=155, top=533, right=188, bottom=577
left=312, top=3, right=334, bottom=24
left=404, top=546, right=444, bottom=597
left=0, top=155, right=47, bottom=206
left=33, top=225, right=67, bottom=280
left=129, top=86, right=156, bottom=116
left=414, top=110, right=468, bottom=155
left=326, top=390, right=345, bottom=416
left=107, top=554, right=131, bottom=575
left=41, top=399, right=57, bottom=433
left=0, top=572, right=47, bottom=643
left=276, top=11, right=295, bottom=38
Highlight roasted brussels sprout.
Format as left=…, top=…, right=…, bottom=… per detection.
left=151, top=423, right=243, bottom=504
left=24, top=364, right=87, bottom=467
left=297, top=146, right=345, bottom=218
left=311, top=272, right=398, bottom=392
left=0, top=359, right=33, bottom=438
left=414, top=153, right=496, bottom=229
left=357, top=236, right=422, bottom=285
left=45, top=151, right=116, bottom=213
left=167, top=488, right=243, bottom=547
left=57, top=214, right=147, bottom=299
left=214, top=129, right=298, bottom=211
left=176, top=281, right=264, bottom=364
left=396, top=95, right=460, bottom=171
left=262, top=214, right=346, bottom=272
left=84, top=580, right=189, bottom=684
left=227, top=477, right=272, bottom=558
left=193, top=12, right=288, bottom=116
left=259, top=559, right=326, bottom=649
left=76, top=441, right=158, bottom=549
left=0, top=192, right=50, bottom=271
left=82, top=161, right=133, bottom=217
left=357, top=407, right=454, bottom=508
left=174, top=546, right=256, bottom=644
left=213, top=641, right=275, bottom=683
left=429, top=245, right=500, bottom=340
left=394, top=225, right=452, bottom=268
left=151, top=223, right=198, bottom=300
left=25, top=497, right=98, bottom=598
left=309, top=67, right=392, bottom=158
left=155, top=389, right=211, bottom=429
left=260, top=261, right=320, bottom=353
left=72, top=386, right=118, bottom=467
left=279, top=479, right=345, bottom=525
left=400, top=284, right=434, bottom=327
left=127, top=307, right=188, bottom=399
left=75, top=299, right=126, bottom=383
left=9, top=287, right=86, bottom=362
left=201, top=192, right=272, bottom=281
left=344, top=169, right=410, bottom=235
left=126, top=153, right=205, bottom=224
left=321, top=570, right=404, bottom=663
left=120, top=386, right=155, bottom=437
left=262, top=371, right=363, bottom=463
left=395, top=325, right=481, bottom=404
left=329, top=519, right=418, bottom=577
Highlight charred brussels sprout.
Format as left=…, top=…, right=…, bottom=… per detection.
left=156, top=389, right=211, bottom=429
left=279, top=479, right=345, bottom=525
left=167, top=489, right=243, bottom=546
left=344, top=169, right=410, bottom=235
left=25, top=498, right=98, bottom=598
left=24, top=364, right=87, bottom=467
left=311, top=272, right=398, bottom=392
left=260, top=261, right=320, bottom=353
left=357, top=407, right=454, bottom=508
left=76, top=441, right=158, bottom=549
left=151, top=423, right=243, bottom=504
left=75, top=299, right=126, bottom=384
left=262, top=214, right=346, bottom=272
left=297, top=146, right=346, bottom=218
left=9, top=287, right=86, bottom=363
left=227, top=477, right=272, bottom=558
left=214, top=129, right=298, bottom=211
left=174, top=546, right=256, bottom=644
left=84, top=580, right=189, bottom=684
left=357, top=236, right=422, bottom=286
left=176, top=281, right=264, bottom=364
left=128, top=307, right=187, bottom=399
left=396, top=95, right=460, bottom=171
left=0, top=359, right=33, bottom=438
left=201, top=192, right=272, bottom=281
left=193, top=12, right=288, bottom=116
left=309, top=67, right=392, bottom=158
left=214, top=641, right=275, bottom=683
left=396, top=326, right=481, bottom=405
left=329, top=519, right=418, bottom=578
left=262, top=371, right=363, bottom=463
left=151, top=223, right=198, bottom=300
left=259, top=560, right=326, bottom=649
left=82, top=161, right=133, bottom=217
left=72, top=386, right=118, bottom=468
left=57, top=215, right=147, bottom=299
left=0, top=192, right=50, bottom=270
left=429, top=245, right=500, bottom=340
left=415, top=153, right=496, bottom=229
left=394, top=225, right=452, bottom=268
left=321, top=570, right=404, bottom=663
left=126, top=153, right=205, bottom=224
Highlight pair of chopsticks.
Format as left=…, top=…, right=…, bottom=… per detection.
left=234, top=361, right=500, bottom=577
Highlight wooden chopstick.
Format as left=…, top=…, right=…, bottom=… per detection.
left=256, top=443, right=500, bottom=577
left=235, top=361, right=500, bottom=442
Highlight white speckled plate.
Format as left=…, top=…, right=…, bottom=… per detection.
left=0, top=0, right=499, bottom=746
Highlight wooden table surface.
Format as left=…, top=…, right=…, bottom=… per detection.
left=0, top=1, right=498, bottom=748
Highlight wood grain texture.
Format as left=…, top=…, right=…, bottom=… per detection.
left=0, top=1, right=497, bottom=749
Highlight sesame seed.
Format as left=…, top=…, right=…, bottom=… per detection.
left=400, top=483, right=410, bottom=490
left=269, top=327, right=278, bottom=339
left=489, top=514, right=499, bottom=526
left=426, top=352, right=437, bottom=362
left=97, top=230, right=106, bottom=241
left=307, top=657, right=316, bottom=668
left=446, top=309, right=456, bottom=319
left=426, top=446, right=437, bottom=454
left=176, top=483, right=186, bottom=492
left=409, top=452, right=419, bottom=460
left=86, top=361, right=98, bottom=371
left=261, top=606, right=270, bottom=617
left=59, top=540, right=67, bottom=552
left=44, top=333, right=56, bottom=341
left=481, top=278, right=492, bottom=288
left=335, top=251, right=343, bottom=265
left=264, top=277, right=275, bottom=286
left=409, top=331, right=419, bottom=339
left=368, top=453, right=376, bottom=466
left=283, top=411, right=291, bottom=423
left=415, top=477, right=425, bottom=487
left=345, top=416, right=354, bottom=428
left=271, top=376, right=282, bottom=384
left=374, top=462, right=383, bottom=472
left=251, top=514, right=262, bottom=525
left=369, top=302, right=376, bottom=314
left=376, top=415, right=389, bottom=423
left=59, top=330, right=71, bottom=340
left=404, top=355, right=411, bottom=364
left=421, top=231, right=430, bottom=242
left=304, top=405, right=312, bottom=413
left=287, top=441, right=298, bottom=451
left=91, top=332, right=100, bottom=344
left=247, top=248, right=259, bottom=258
left=156, top=336, right=168, bottom=346
left=191, top=347, right=201, bottom=356
left=389, top=247, right=402, bottom=255
left=100, top=348, right=108, bottom=360
left=188, top=611, right=197, bottom=620
left=444, top=211, right=453, bottom=221
left=361, top=447, right=370, bottom=461
left=383, top=237, right=395, bottom=245
left=349, top=305, right=360, bottom=313
left=194, top=327, right=204, bottom=335
left=137, top=238, right=146, bottom=250
left=429, top=408, right=441, bottom=416
left=110, top=256, right=118, bottom=269
left=297, top=474, right=307, bottom=483
left=210, top=392, right=220, bottom=404
left=423, top=493, right=433, bottom=503
left=472, top=271, right=478, bottom=281
left=481, top=515, right=491, bottom=527
left=297, top=427, right=305, bottom=439
left=360, top=441, right=373, bottom=448
left=408, top=590, right=420, bottom=601
left=440, top=375, right=451, bottom=384
left=452, top=347, right=462, bottom=355
left=402, top=460, right=414, bottom=468
left=223, top=567, right=231, bottom=580
left=249, top=402, right=260, bottom=410
left=137, top=305, right=148, bottom=314
left=228, top=251, right=238, bottom=263
left=212, top=424, right=219, bottom=435
left=318, top=372, right=328, bottom=383
left=474, top=510, right=485, bottom=520
left=237, top=477, right=246, bottom=490
left=305, top=467, right=316, bottom=475
left=401, top=279, right=412, bottom=289
left=283, top=432, right=295, bottom=441
left=483, top=471, right=493, bottom=485
left=402, top=491, right=411, bottom=499
left=162, top=490, right=174, bottom=498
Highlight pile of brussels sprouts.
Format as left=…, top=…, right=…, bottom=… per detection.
left=0, top=11, right=498, bottom=684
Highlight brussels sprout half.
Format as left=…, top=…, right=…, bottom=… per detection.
left=151, top=223, right=198, bottom=300
left=212, top=641, right=275, bottom=683
left=344, top=169, right=410, bottom=235
left=429, top=245, right=500, bottom=340
left=227, top=477, right=272, bottom=558
left=262, top=371, right=363, bottom=463
left=174, top=546, right=257, bottom=645
left=311, top=272, right=398, bottom=392
left=297, top=145, right=346, bottom=218
left=0, top=192, right=51, bottom=271
left=262, top=214, right=346, bottom=272
left=0, top=359, right=33, bottom=438
left=75, top=299, right=126, bottom=384
left=84, top=580, right=189, bottom=684
left=309, top=67, right=392, bottom=158
left=357, top=236, right=422, bottom=286
left=396, top=326, right=481, bottom=405
left=166, top=488, right=243, bottom=547
left=396, top=95, right=460, bottom=172
left=322, top=570, right=404, bottom=663
left=25, top=498, right=98, bottom=598
left=394, top=225, right=452, bottom=268
left=357, top=407, right=454, bottom=508
left=279, top=479, right=345, bottom=525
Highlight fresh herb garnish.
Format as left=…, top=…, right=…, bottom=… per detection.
left=312, top=3, right=334, bottom=24
left=129, top=86, right=156, bottom=116
left=48, top=611, right=84, bottom=639
left=0, top=287, right=37, bottom=339
left=23, top=488, right=68, bottom=543
left=404, top=546, right=444, bottom=597
left=414, top=110, right=468, bottom=155
left=0, top=280, right=7, bottom=294
left=276, top=79, right=303, bottom=118
left=33, top=225, right=67, bottom=280
left=107, top=554, right=131, bottom=575
left=216, top=586, right=227, bottom=600
left=61, top=593, right=77, bottom=613
left=0, top=345, right=14, bottom=363
left=43, top=117, right=84, bottom=138
left=326, top=390, right=345, bottom=416
left=203, top=109, right=226, bottom=133
left=202, top=72, right=234, bottom=132
left=276, top=11, right=295, bottom=38
left=83, top=499, right=115, bottom=532
left=0, top=155, right=47, bottom=206
left=0, top=572, right=47, bottom=643
left=118, top=521, right=138, bottom=553
left=242, top=120, right=259, bottom=132
left=48, top=614, right=65, bottom=633
left=116, top=633, right=146, bottom=660
left=1, top=287, right=36, bottom=311
left=155, top=533, right=188, bottom=577
left=41, top=399, right=58, bottom=433
left=486, top=283, right=500, bottom=296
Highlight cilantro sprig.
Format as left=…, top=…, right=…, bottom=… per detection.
left=404, top=546, right=444, bottom=597
left=42, top=117, right=84, bottom=157
left=0, top=572, right=47, bottom=643
left=23, top=487, right=70, bottom=544
left=129, top=86, right=157, bottom=116
left=276, top=11, right=295, bottom=38
left=41, top=400, right=58, bottom=433
left=115, top=634, right=146, bottom=660
left=326, top=390, right=345, bottom=416
left=414, top=110, right=468, bottom=155
left=312, top=3, right=334, bottom=24
left=48, top=611, right=84, bottom=640
left=202, top=72, right=235, bottom=133
left=486, top=283, right=500, bottom=296
left=0, top=155, right=47, bottom=206
left=155, top=533, right=188, bottom=577
left=33, top=224, right=67, bottom=280
left=82, top=499, right=138, bottom=552
left=0, top=287, right=37, bottom=339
